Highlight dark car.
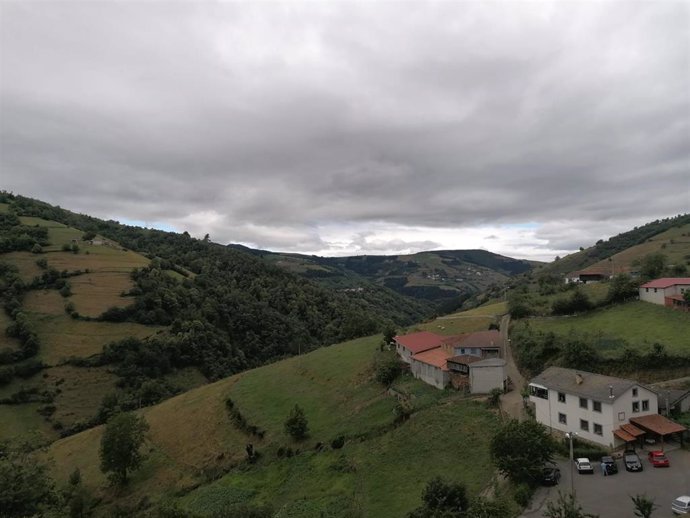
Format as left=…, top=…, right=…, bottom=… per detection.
left=541, top=466, right=561, bottom=486
left=600, top=455, right=618, bottom=476
left=624, top=450, right=644, bottom=472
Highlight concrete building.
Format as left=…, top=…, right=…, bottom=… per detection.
left=410, top=348, right=450, bottom=389
left=639, top=277, right=690, bottom=309
left=529, top=367, right=659, bottom=448
left=441, top=330, right=502, bottom=358
left=469, top=358, right=507, bottom=394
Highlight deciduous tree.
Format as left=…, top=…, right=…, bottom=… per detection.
left=99, top=412, right=149, bottom=485
left=490, top=419, right=555, bottom=485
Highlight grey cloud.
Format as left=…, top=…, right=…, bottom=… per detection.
left=1, top=1, right=688, bottom=257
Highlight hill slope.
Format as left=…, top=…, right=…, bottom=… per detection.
left=47, top=334, right=501, bottom=517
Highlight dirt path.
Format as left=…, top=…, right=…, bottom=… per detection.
left=499, top=314, right=527, bottom=421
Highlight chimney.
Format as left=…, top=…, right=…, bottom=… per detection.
left=609, top=385, right=615, bottom=399
left=575, top=373, right=583, bottom=385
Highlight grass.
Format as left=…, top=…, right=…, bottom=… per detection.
left=46, top=334, right=499, bottom=516
left=526, top=301, right=690, bottom=356
left=69, top=272, right=136, bottom=317
left=23, top=301, right=162, bottom=365
left=0, top=402, right=57, bottom=444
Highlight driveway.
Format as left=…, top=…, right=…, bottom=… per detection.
left=522, top=447, right=690, bottom=517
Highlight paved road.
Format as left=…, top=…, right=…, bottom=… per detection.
left=522, top=447, right=690, bottom=517
left=499, top=314, right=527, bottom=421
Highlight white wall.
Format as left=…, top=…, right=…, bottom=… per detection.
left=639, top=287, right=667, bottom=305
left=396, top=342, right=413, bottom=364
left=529, top=384, right=658, bottom=448
left=410, top=360, right=448, bottom=390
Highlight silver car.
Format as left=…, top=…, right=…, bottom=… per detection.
left=673, top=496, right=690, bottom=515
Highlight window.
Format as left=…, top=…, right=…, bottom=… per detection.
left=642, top=400, right=649, bottom=411
left=579, top=397, right=588, bottom=409
left=632, top=401, right=640, bottom=413
left=558, top=413, right=567, bottom=425
left=618, top=412, right=626, bottom=421
left=632, top=388, right=638, bottom=397
left=558, top=392, right=566, bottom=403
left=592, top=401, right=602, bottom=412
left=580, top=419, right=589, bottom=432
left=645, top=288, right=649, bottom=292
left=529, top=386, right=548, bottom=400
left=654, top=288, right=657, bottom=293
left=593, top=423, right=603, bottom=435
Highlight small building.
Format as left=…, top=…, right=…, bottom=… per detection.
left=564, top=268, right=612, bottom=284
left=529, top=367, right=659, bottom=448
left=469, top=358, right=507, bottom=394
left=410, top=348, right=450, bottom=389
left=639, top=277, right=690, bottom=309
left=658, top=389, right=690, bottom=415
left=394, top=331, right=443, bottom=364
left=441, top=330, right=502, bottom=359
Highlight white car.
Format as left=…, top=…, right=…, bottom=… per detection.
left=672, top=496, right=690, bottom=515
left=575, top=457, right=594, bottom=474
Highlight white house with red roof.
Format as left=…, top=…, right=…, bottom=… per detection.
left=410, top=348, right=451, bottom=389
left=393, top=331, right=443, bottom=364
left=639, top=277, right=690, bottom=309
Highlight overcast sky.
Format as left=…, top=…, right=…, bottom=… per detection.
left=1, top=1, right=688, bottom=261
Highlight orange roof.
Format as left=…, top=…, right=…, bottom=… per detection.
left=613, top=428, right=637, bottom=442
left=620, top=423, right=646, bottom=437
left=640, top=277, right=690, bottom=289
left=442, top=330, right=503, bottom=349
left=630, top=414, right=687, bottom=435
left=395, top=332, right=443, bottom=354
left=412, top=347, right=450, bottom=371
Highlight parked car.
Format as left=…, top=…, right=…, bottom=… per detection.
left=541, top=465, right=561, bottom=486
left=575, top=458, right=594, bottom=474
left=648, top=450, right=670, bottom=468
left=600, top=456, right=618, bottom=476
left=672, top=496, right=690, bottom=515
left=624, top=449, right=644, bottom=472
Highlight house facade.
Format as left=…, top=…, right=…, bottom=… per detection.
left=410, top=348, right=450, bottom=389
left=639, top=278, right=690, bottom=308
left=529, top=367, right=658, bottom=447
left=441, top=330, right=502, bottom=359
left=469, top=358, right=507, bottom=394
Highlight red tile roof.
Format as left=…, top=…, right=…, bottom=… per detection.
left=630, top=414, right=687, bottom=435
left=613, top=428, right=637, bottom=442
left=394, top=331, right=443, bottom=354
left=640, top=277, right=690, bottom=289
left=619, top=423, right=646, bottom=437
left=412, top=347, right=450, bottom=371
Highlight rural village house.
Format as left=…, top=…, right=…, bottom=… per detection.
left=639, top=277, right=690, bottom=310
left=394, top=330, right=507, bottom=393
left=529, top=367, right=687, bottom=448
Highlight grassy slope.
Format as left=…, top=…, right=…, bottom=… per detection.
left=413, top=301, right=507, bottom=335
left=0, top=212, right=166, bottom=440
left=47, top=335, right=499, bottom=517
left=524, top=301, right=690, bottom=356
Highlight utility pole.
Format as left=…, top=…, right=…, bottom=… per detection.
left=565, top=431, right=577, bottom=495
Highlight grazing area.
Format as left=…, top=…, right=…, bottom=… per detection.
left=46, top=334, right=500, bottom=517
left=524, top=301, right=690, bottom=356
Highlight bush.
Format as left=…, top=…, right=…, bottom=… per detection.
left=331, top=436, right=345, bottom=449
left=513, top=483, right=534, bottom=507
left=375, top=357, right=402, bottom=386
left=284, top=404, right=309, bottom=441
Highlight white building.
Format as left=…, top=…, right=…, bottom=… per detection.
left=393, top=331, right=442, bottom=364
left=410, top=348, right=450, bottom=389
left=639, top=277, right=690, bottom=308
left=529, top=367, right=659, bottom=448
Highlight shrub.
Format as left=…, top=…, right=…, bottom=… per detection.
left=331, top=436, right=345, bottom=450
left=375, top=357, right=402, bottom=386
left=513, top=483, right=534, bottom=507
left=284, top=404, right=309, bottom=441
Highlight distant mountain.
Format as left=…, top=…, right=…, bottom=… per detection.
left=228, top=245, right=537, bottom=311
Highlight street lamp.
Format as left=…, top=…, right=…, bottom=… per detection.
left=565, top=431, right=578, bottom=495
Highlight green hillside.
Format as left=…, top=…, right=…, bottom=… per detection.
left=47, top=334, right=502, bottom=517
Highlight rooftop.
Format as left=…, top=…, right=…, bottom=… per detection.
left=640, top=277, right=690, bottom=289
left=443, top=330, right=503, bottom=349
left=394, top=331, right=443, bottom=354
left=447, top=354, right=482, bottom=365
left=470, top=358, right=507, bottom=368
left=529, top=366, right=650, bottom=402
left=412, top=347, right=450, bottom=371
left=630, top=414, right=687, bottom=435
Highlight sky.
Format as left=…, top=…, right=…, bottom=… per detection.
left=1, top=1, right=688, bottom=262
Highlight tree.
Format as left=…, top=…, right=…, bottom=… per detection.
left=487, top=387, right=503, bottom=408
left=284, top=404, right=309, bottom=441
left=640, top=252, right=667, bottom=280
left=631, top=494, right=658, bottom=518
left=375, top=356, right=402, bottom=386
left=544, top=492, right=598, bottom=518
left=466, top=496, right=511, bottom=518
left=99, top=412, right=149, bottom=485
left=408, top=477, right=468, bottom=517
left=606, top=274, right=638, bottom=304
left=0, top=442, right=56, bottom=517
left=490, top=419, right=555, bottom=484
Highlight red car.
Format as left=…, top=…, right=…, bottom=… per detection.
left=648, top=450, right=670, bottom=467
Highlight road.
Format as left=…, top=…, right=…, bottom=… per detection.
left=499, top=314, right=527, bottom=421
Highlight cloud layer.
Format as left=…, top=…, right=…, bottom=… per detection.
left=1, top=2, right=688, bottom=260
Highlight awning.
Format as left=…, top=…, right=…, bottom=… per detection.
left=630, top=414, right=687, bottom=436
left=619, top=423, right=646, bottom=437
left=614, top=428, right=638, bottom=442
